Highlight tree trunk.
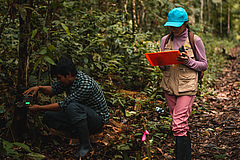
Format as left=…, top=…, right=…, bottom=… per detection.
left=189, top=4, right=195, bottom=26
left=204, top=0, right=207, bottom=32
left=208, top=0, right=211, bottom=26
left=220, top=0, right=222, bottom=37
left=7, top=0, right=32, bottom=142
left=139, top=0, right=145, bottom=32
left=227, top=0, right=230, bottom=37
left=200, top=0, right=204, bottom=31
left=123, top=0, right=128, bottom=24
left=132, top=0, right=136, bottom=34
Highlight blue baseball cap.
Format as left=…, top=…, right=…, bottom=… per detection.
left=164, top=7, right=188, bottom=27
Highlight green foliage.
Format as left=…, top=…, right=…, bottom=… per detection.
left=0, top=105, right=5, bottom=114
left=0, top=0, right=239, bottom=159
left=214, top=154, right=227, bottom=159
left=0, top=138, right=45, bottom=160
left=53, top=9, right=160, bottom=91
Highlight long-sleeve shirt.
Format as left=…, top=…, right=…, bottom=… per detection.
left=160, top=28, right=208, bottom=72
left=51, top=70, right=110, bottom=124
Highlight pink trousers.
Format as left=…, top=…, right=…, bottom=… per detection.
left=165, top=93, right=195, bottom=136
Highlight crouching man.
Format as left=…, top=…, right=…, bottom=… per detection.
left=23, top=57, right=110, bottom=158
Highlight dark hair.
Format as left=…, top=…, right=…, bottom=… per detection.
left=186, top=24, right=190, bottom=31
left=51, top=57, right=77, bottom=77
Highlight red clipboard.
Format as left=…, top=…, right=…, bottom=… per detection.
left=145, top=50, right=184, bottom=66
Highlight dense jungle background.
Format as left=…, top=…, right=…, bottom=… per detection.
left=0, top=0, right=240, bottom=159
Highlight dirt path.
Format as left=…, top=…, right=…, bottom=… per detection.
left=190, top=46, right=240, bottom=160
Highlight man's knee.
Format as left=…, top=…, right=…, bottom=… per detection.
left=42, top=111, right=62, bottom=130
left=66, top=103, right=87, bottom=124
left=66, top=103, right=86, bottom=113
left=43, top=111, right=53, bottom=124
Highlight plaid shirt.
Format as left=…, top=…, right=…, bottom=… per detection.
left=51, top=71, right=109, bottom=123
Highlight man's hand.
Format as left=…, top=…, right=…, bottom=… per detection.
left=177, top=51, right=189, bottom=63
left=29, top=105, right=41, bottom=114
left=23, top=86, right=40, bottom=96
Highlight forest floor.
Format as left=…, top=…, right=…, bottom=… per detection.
left=27, top=46, right=239, bottom=160
left=189, top=46, right=240, bottom=160
left=1, top=46, right=239, bottom=160
left=27, top=46, right=240, bottom=160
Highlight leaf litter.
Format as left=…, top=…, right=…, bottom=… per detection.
left=10, top=46, right=240, bottom=159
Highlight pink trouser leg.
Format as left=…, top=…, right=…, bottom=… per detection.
left=165, top=93, right=195, bottom=136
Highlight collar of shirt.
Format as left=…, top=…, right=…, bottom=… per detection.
left=70, top=70, right=82, bottom=91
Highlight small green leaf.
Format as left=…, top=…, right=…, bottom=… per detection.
left=117, top=144, right=130, bottom=150
left=31, top=29, right=38, bottom=39
left=61, top=23, right=70, bottom=36
left=0, top=105, right=6, bottom=113
left=84, top=57, right=88, bottom=64
left=48, top=45, right=56, bottom=52
left=43, top=56, right=55, bottom=65
left=53, top=139, right=59, bottom=145
left=5, top=120, right=13, bottom=128
left=3, top=139, right=14, bottom=151
left=125, top=111, right=136, bottom=117
left=96, top=63, right=102, bottom=70
left=27, top=152, right=46, bottom=160
left=134, top=133, right=143, bottom=136
left=114, top=155, right=123, bottom=158
left=43, top=27, right=48, bottom=34
left=33, top=58, right=42, bottom=72
left=39, top=48, right=47, bottom=55
left=13, top=142, right=32, bottom=153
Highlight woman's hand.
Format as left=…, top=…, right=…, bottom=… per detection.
left=177, top=51, right=189, bottom=63
left=23, top=86, right=40, bottom=96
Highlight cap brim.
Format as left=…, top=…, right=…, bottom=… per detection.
left=164, top=21, right=184, bottom=27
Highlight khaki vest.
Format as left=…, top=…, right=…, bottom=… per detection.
left=160, top=35, right=198, bottom=96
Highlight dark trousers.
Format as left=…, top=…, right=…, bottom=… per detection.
left=43, top=102, right=103, bottom=134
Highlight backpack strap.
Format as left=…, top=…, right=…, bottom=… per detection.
left=188, top=32, right=197, bottom=61
left=188, top=32, right=204, bottom=83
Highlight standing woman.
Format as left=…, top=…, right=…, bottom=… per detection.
left=160, top=7, right=208, bottom=159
